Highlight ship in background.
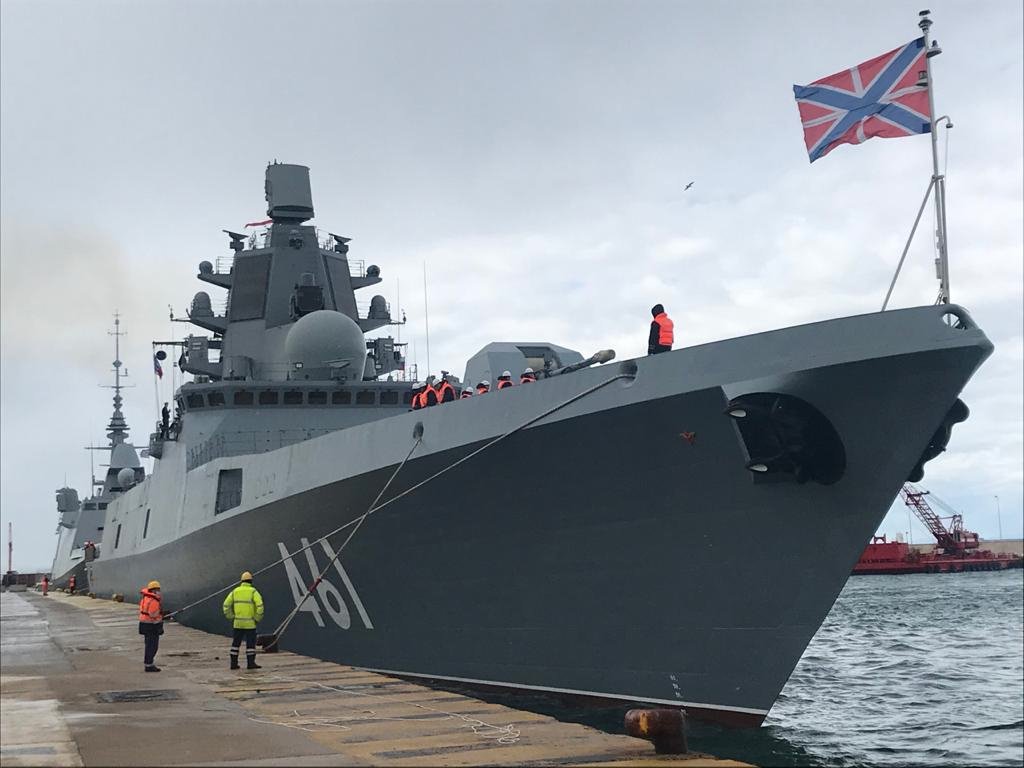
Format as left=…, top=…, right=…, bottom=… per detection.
left=51, top=316, right=145, bottom=590
left=853, top=484, right=1023, bottom=575
left=51, top=162, right=993, bottom=726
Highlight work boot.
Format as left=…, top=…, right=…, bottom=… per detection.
left=230, top=658, right=240, bottom=670
left=144, top=665, right=161, bottom=672
left=246, top=659, right=262, bottom=670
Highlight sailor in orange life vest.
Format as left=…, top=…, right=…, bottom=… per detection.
left=459, top=387, right=473, bottom=399
left=648, top=303, right=674, bottom=355
left=436, top=374, right=457, bottom=403
left=138, top=580, right=164, bottom=672
left=411, top=377, right=439, bottom=410
left=475, top=380, right=490, bottom=395
left=520, top=367, right=537, bottom=384
left=496, top=371, right=514, bottom=389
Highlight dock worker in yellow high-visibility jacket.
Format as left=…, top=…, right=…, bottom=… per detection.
left=222, top=571, right=265, bottom=670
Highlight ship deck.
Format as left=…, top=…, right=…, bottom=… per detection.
left=1, top=589, right=750, bottom=767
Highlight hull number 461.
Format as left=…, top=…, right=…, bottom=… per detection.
left=278, top=538, right=373, bottom=630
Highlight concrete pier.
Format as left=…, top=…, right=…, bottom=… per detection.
left=1, top=591, right=750, bottom=767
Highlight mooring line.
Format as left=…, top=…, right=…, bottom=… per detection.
left=249, top=671, right=522, bottom=745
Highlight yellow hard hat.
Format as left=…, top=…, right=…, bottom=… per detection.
left=240, top=571, right=253, bottom=582
left=147, top=580, right=161, bottom=590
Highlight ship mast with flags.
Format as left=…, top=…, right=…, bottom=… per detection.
left=792, top=9, right=951, bottom=309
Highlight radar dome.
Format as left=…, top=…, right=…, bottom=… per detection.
left=117, top=468, right=136, bottom=489
left=285, top=310, right=366, bottom=376
left=191, top=291, right=213, bottom=317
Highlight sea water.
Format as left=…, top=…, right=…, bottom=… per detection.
left=684, top=570, right=1024, bottom=767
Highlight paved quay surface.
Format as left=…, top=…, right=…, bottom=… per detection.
left=1, top=590, right=751, bottom=767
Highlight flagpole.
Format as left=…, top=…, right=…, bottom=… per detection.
left=918, top=9, right=949, bottom=305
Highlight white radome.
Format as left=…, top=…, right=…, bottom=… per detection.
left=117, top=468, right=136, bottom=489
left=285, top=310, right=367, bottom=374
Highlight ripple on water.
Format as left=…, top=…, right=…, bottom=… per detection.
left=688, top=570, right=1024, bottom=768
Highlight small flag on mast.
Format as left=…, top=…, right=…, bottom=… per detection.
left=153, top=353, right=163, bottom=379
left=793, top=38, right=931, bottom=162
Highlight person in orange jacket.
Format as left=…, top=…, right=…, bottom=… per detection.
left=436, top=375, right=457, bottom=403
left=648, top=303, right=674, bottom=355
left=412, top=377, right=439, bottom=410
left=138, top=580, right=164, bottom=672
left=495, top=371, right=514, bottom=390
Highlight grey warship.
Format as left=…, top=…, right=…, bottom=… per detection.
left=51, top=316, right=144, bottom=591
left=65, top=162, right=992, bottom=726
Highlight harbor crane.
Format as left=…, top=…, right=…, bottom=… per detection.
left=901, top=483, right=980, bottom=556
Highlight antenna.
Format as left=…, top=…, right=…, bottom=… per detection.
left=422, top=262, right=431, bottom=376
left=169, top=304, right=176, bottom=392
left=100, top=312, right=134, bottom=448
left=7, top=522, right=12, bottom=575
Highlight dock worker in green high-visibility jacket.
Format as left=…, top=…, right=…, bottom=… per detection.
left=222, top=571, right=265, bottom=670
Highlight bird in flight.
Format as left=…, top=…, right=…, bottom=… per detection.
left=684, top=181, right=695, bottom=191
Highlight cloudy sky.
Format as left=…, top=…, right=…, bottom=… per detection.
left=2, top=0, right=1021, bottom=570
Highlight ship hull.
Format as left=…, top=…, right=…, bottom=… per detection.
left=51, top=526, right=88, bottom=590
left=88, top=306, right=993, bottom=726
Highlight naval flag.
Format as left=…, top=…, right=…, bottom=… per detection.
left=793, top=38, right=931, bottom=162
left=154, top=353, right=163, bottom=379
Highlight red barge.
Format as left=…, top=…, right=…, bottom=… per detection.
left=853, top=484, right=1024, bottom=575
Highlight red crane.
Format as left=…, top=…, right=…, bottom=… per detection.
left=901, top=484, right=980, bottom=556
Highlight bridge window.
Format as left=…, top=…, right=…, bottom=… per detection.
left=208, top=391, right=225, bottom=407
left=308, top=391, right=327, bottom=405
left=283, top=390, right=304, bottom=405
left=258, top=391, right=279, bottom=405
left=380, top=391, right=399, bottom=405
left=403, top=391, right=415, bottom=405
left=186, top=393, right=205, bottom=408
left=234, top=391, right=254, bottom=406
left=332, top=390, right=351, bottom=405
left=215, top=469, right=243, bottom=514
left=356, top=390, right=376, bottom=405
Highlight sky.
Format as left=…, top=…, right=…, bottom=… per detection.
left=1, top=0, right=1021, bottom=570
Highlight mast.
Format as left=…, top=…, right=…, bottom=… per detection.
left=918, top=9, right=949, bottom=304
left=423, top=262, right=431, bottom=376
left=6, top=523, right=11, bottom=575
left=102, top=313, right=131, bottom=447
